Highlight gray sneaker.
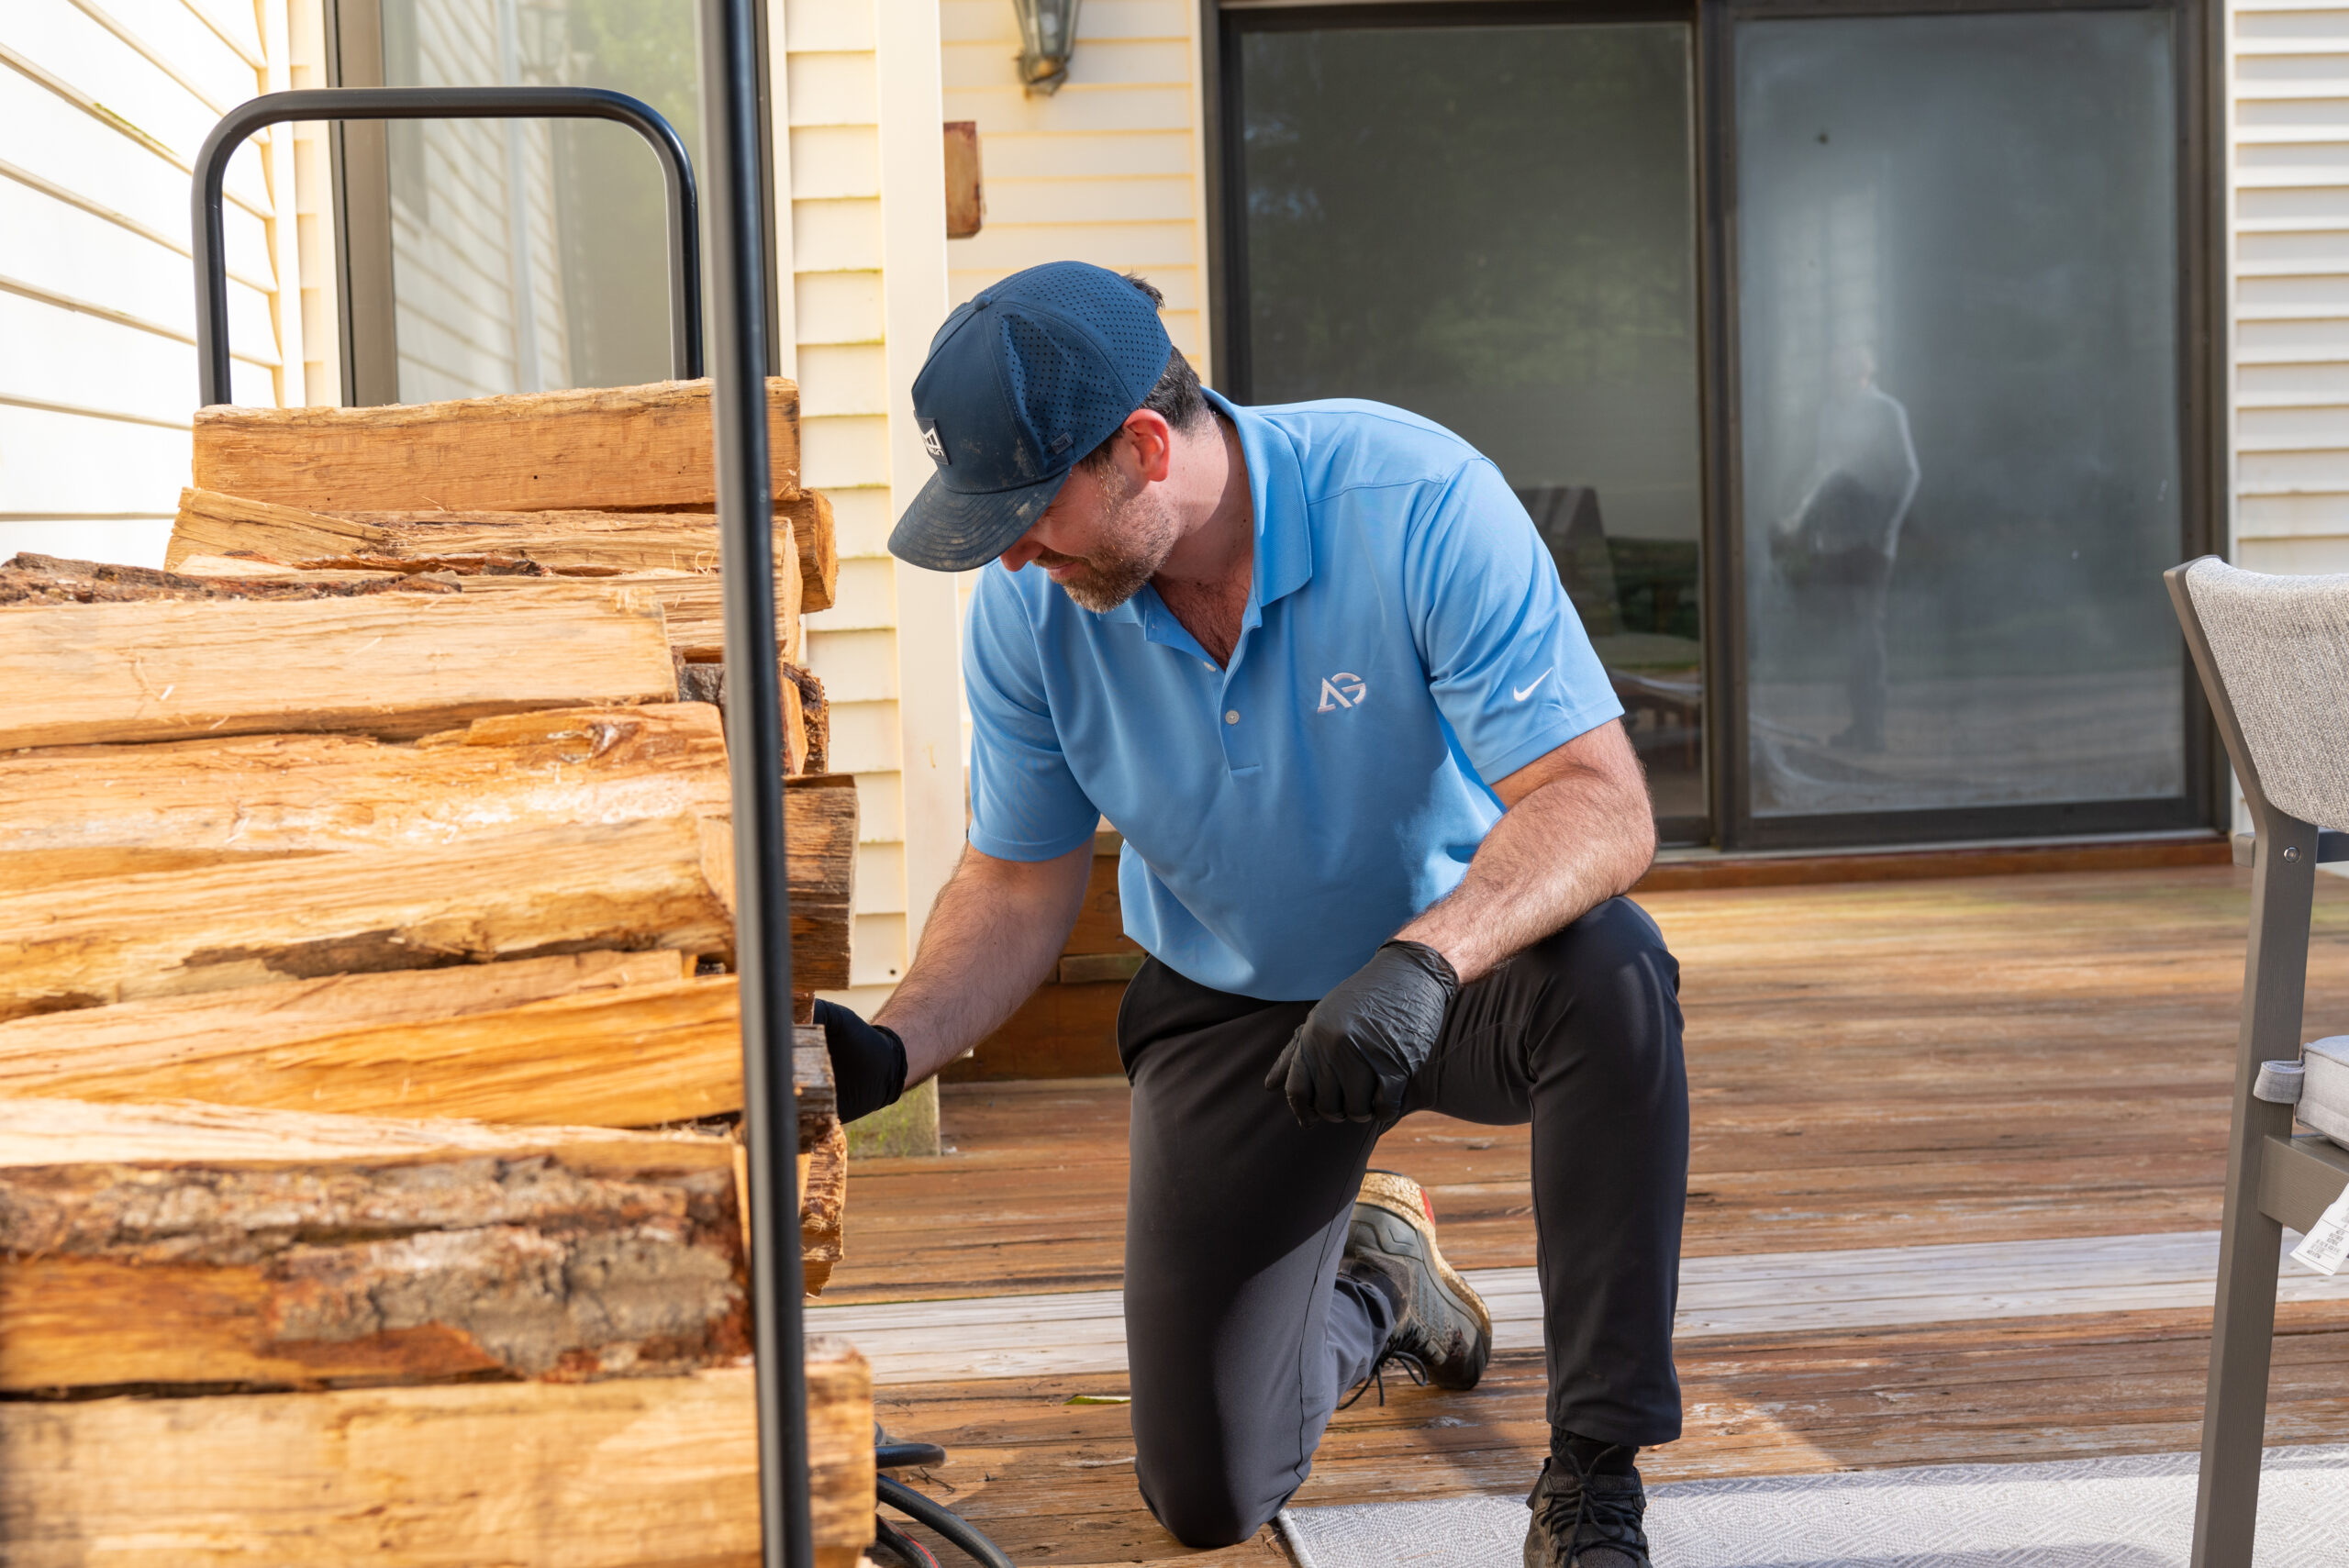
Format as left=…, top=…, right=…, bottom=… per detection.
left=1341, top=1170, right=1491, bottom=1395
left=1524, top=1452, right=1651, bottom=1568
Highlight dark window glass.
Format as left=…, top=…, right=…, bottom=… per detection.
left=1236, top=22, right=1708, bottom=833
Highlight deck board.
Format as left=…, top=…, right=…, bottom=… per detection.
left=842, top=867, right=2349, bottom=1564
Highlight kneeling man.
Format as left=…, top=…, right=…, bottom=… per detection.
left=818, top=261, right=1688, bottom=1568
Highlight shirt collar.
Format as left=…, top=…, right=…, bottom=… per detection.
left=1102, top=389, right=1314, bottom=635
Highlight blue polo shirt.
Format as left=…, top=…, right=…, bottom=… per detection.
left=963, top=392, right=1621, bottom=1000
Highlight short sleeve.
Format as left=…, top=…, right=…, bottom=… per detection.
left=1401, top=459, right=1623, bottom=785
left=963, top=566, right=1102, bottom=862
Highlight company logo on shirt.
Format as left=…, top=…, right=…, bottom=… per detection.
left=1512, top=668, right=1553, bottom=703
left=1316, top=673, right=1367, bottom=712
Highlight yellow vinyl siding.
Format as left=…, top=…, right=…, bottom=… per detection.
left=785, top=0, right=955, bottom=1012
left=938, top=0, right=1210, bottom=375
left=0, top=0, right=336, bottom=565
left=2233, top=0, right=2349, bottom=573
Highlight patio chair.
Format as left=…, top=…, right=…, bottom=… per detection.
left=2165, top=557, right=2349, bottom=1568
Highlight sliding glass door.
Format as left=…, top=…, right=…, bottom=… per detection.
left=1725, top=5, right=2204, bottom=843
left=1224, top=10, right=1711, bottom=840
left=1219, top=0, right=2214, bottom=851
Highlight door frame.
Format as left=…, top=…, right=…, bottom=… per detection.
left=1206, top=0, right=2229, bottom=851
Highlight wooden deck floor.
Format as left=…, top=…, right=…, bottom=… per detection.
left=829, top=867, right=2349, bottom=1564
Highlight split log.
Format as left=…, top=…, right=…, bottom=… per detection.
left=0, top=1097, right=747, bottom=1391
left=0, top=813, right=735, bottom=1022
left=0, top=551, right=431, bottom=605
left=677, top=658, right=828, bottom=777
left=0, top=1351, right=873, bottom=1568
left=168, top=487, right=730, bottom=574
left=0, top=977, right=813, bottom=1129
left=0, top=587, right=678, bottom=751
left=190, top=377, right=802, bottom=513
left=800, top=1118, right=849, bottom=1295
left=783, top=488, right=839, bottom=612
left=783, top=773, right=857, bottom=990
left=0, top=706, right=732, bottom=854
left=173, top=547, right=802, bottom=664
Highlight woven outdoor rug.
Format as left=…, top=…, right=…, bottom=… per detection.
left=1275, top=1445, right=2349, bottom=1568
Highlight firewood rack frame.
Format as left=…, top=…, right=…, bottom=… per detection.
left=188, top=32, right=818, bottom=1567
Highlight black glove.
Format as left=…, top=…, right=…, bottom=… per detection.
left=813, top=999, right=907, bottom=1124
left=1264, top=940, right=1459, bottom=1129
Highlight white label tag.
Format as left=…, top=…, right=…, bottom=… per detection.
left=2289, top=1182, right=2349, bottom=1275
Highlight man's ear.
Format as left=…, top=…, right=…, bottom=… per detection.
left=1124, top=409, right=1176, bottom=484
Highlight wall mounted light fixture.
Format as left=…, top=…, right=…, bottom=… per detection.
left=1011, top=0, right=1081, bottom=95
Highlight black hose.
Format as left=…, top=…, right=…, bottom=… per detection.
left=876, top=1442, right=948, bottom=1471
left=869, top=1518, right=940, bottom=1568
left=876, top=1474, right=1018, bottom=1568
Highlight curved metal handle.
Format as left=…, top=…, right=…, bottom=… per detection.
left=192, top=85, right=701, bottom=406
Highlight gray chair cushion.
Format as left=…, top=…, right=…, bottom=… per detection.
left=2303, top=1035, right=2349, bottom=1150
left=2182, top=557, right=2349, bottom=832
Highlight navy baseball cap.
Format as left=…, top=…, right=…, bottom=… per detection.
left=888, top=261, right=1174, bottom=573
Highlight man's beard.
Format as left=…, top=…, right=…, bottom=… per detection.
left=1039, top=469, right=1181, bottom=613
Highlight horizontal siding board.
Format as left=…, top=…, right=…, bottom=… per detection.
left=829, top=701, right=906, bottom=774
left=850, top=913, right=907, bottom=985
left=824, top=489, right=896, bottom=561
left=791, top=124, right=881, bottom=201
left=797, top=343, right=891, bottom=417
left=783, top=0, right=875, bottom=53
left=852, top=843, right=907, bottom=917
left=977, top=174, right=1195, bottom=225
left=820, top=556, right=904, bottom=629
left=794, top=196, right=885, bottom=272
left=788, top=52, right=881, bottom=127
left=971, top=129, right=1196, bottom=180
left=947, top=219, right=1199, bottom=271
left=852, top=773, right=905, bottom=845
left=2239, top=360, right=2349, bottom=398
left=942, top=39, right=1193, bottom=92
left=952, top=85, right=1197, bottom=136
left=800, top=413, right=893, bottom=490
left=795, top=269, right=885, bottom=343
left=0, top=403, right=189, bottom=515
left=940, top=0, right=1186, bottom=45
left=805, top=628, right=900, bottom=705
left=0, top=293, right=213, bottom=423
left=0, top=68, right=194, bottom=244
left=2240, top=492, right=2349, bottom=534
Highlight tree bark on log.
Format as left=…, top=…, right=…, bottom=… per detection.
left=0, top=814, right=736, bottom=1021
left=0, top=588, right=680, bottom=750
left=190, top=378, right=802, bottom=514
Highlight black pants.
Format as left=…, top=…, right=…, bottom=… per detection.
left=1116, top=896, right=1689, bottom=1548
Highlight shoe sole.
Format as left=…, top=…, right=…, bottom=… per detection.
left=1353, top=1169, right=1492, bottom=1385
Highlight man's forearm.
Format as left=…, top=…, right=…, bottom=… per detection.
left=874, top=842, right=1091, bottom=1084
left=1397, top=748, right=1654, bottom=985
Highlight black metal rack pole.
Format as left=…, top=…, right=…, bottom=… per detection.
left=191, top=85, right=701, bottom=406
left=697, top=2, right=817, bottom=1566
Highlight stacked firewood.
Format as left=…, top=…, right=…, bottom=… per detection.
left=0, top=380, right=874, bottom=1567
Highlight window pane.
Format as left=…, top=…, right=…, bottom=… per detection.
left=1239, top=23, right=1707, bottom=830
left=1735, top=10, right=2185, bottom=820
left=379, top=0, right=701, bottom=401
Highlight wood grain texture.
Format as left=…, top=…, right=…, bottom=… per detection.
left=0, top=588, right=680, bottom=750
left=190, top=378, right=801, bottom=513
left=951, top=982, right=1124, bottom=1083
left=0, top=1349, right=875, bottom=1568
left=0, top=706, right=731, bottom=854
left=841, top=867, right=2349, bottom=1301
left=781, top=489, right=838, bottom=612
left=781, top=773, right=858, bottom=991
left=802, top=1118, right=849, bottom=1296
left=1635, top=834, right=2233, bottom=892
left=0, top=1099, right=742, bottom=1392
left=168, top=488, right=727, bottom=574
left=0, top=975, right=748, bottom=1127
left=0, top=814, right=736, bottom=1022
left=864, top=1310, right=2349, bottom=1568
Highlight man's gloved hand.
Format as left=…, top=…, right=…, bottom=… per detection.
left=813, top=999, right=908, bottom=1124
left=1264, top=940, right=1459, bottom=1129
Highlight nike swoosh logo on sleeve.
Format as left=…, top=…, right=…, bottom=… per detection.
left=1512, top=669, right=1553, bottom=703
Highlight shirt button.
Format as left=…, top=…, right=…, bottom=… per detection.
left=1224, top=709, right=1240, bottom=725
left=1202, top=661, right=1214, bottom=671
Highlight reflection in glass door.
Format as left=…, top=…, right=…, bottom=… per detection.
left=1229, top=17, right=1709, bottom=837
left=377, top=0, right=704, bottom=402
left=1732, top=10, right=2190, bottom=834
